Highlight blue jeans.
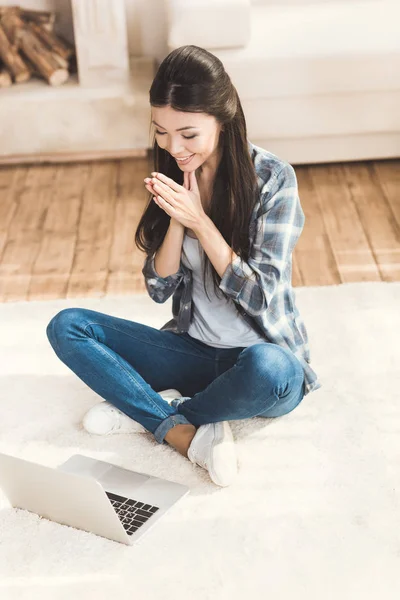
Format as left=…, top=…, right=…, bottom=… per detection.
left=46, top=308, right=306, bottom=445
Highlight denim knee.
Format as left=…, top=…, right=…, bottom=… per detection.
left=239, top=343, right=303, bottom=395
left=46, top=308, right=87, bottom=352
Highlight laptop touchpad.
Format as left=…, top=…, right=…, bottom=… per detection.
left=98, top=465, right=149, bottom=495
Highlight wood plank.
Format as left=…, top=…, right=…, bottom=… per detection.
left=7, top=173, right=57, bottom=236
left=310, top=163, right=381, bottom=283
left=0, top=165, right=26, bottom=233
left=372, top=160, right=400, bottom=227
left=0, top=165, right=56, bottom=301
left=0, top=231, right=6, bottom=260
left=67, top=160, right=118, bottom=297
left=0, top=231, right=39, bottom=302
left=0, top=164, right=20, bottom=189
left=295, top=166, right=340, bottom=286
left=342, top=163, right=400, bottom=281
left=0, top=166, right=27, bottom=300
left=29, top=163, right=91, bottom=300
left=24, top=162, right=59, bottom=189
left=43, top=162, right=90, bottom=233
left=107, top=157, right=148, bottom=294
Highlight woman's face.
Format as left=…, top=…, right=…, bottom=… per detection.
left=151, top=105, right=224, bottom=176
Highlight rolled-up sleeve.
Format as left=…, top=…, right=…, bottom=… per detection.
left=142, top=252, right=184, bottom=304
left=219, top=163, right=305, bottom=317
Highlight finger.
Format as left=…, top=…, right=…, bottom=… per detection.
left=189, top=170, right=199, bottom=191
left=152, top=179, right=173, bottom=193
left=152, top=182, right=177, bottom=206
left=155, top=195, right=174, bottom=216
left=183, top=171, right=189, bottom=189
left=153, top=195, right=168, bottom=213
left=151, top=172, right=182, bottom=193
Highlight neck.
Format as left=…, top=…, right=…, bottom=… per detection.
left=197, top=141, right=223, bottom=182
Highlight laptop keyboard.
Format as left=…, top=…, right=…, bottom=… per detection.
left=105, top=491, right=160, bottom=536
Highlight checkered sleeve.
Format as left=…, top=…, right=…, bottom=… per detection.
left=142, top=252, right=184, bottom=303
left=219, top=163, right=305, bottom=316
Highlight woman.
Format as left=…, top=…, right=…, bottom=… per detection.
left=46, top=45, right=321, bottom=488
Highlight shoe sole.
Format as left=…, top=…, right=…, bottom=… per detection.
left=209, top=421, right=238, bottom=487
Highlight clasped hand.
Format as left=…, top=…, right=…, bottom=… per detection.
left=144, top=170, right=206, bottom=230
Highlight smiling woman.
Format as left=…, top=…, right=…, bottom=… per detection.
left=135, top=44, right=258, bottom=303
left=44, top=44, right=320, bottom=490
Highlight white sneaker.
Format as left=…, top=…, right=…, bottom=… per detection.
left=157, top=388, right=183, bottom=405
left=82, top=389, right=183, bottom=436
left=187, top=421, right=238, bottom=487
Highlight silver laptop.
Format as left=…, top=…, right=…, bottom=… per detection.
left=0, top=451, right=190, bottom=545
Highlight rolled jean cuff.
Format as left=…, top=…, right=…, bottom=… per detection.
left=153, top=413, right=193, bottom=445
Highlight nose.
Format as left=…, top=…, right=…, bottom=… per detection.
left=165, top=140, right=186, bottom=156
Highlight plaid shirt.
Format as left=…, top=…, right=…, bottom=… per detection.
left=142, top=141, right=321, bottom=396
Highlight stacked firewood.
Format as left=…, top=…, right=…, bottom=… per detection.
left=0, top=5, right=76, bottom=87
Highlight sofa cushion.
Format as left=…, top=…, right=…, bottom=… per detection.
left=244, top=90, right=400, bottom=139
left=202, top=1, right=400, bottom=97
left=167, top=0, right=251, bottom=51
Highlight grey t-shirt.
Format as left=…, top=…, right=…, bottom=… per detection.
left=181, top=234, right=266, bottom=348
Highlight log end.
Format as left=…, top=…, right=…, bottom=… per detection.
left=48, top=68, right=69, bottom=86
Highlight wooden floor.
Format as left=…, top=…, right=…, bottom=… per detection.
left=0, top=155, right=399, bottom=302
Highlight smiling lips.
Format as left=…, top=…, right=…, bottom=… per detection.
left=174, top=154, right=195, bottom=164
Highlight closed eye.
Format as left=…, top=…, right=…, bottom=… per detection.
left=155, top=130, right=197, bottom=140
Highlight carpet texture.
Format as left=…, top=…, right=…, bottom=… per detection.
left=0, top=281, right=399, bottom=600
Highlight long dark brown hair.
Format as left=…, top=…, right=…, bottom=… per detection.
left=134, top=45, right=258, bottom=302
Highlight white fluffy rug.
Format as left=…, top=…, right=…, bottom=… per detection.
left=0, top=281, right=399, bottom=600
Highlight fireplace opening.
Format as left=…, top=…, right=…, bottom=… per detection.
left=0, top=0, right=130, bottom=91
left=0, top=3, right=76, bottom=88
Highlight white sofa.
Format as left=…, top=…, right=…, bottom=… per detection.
left=166, top=0, right=400, bottom=164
